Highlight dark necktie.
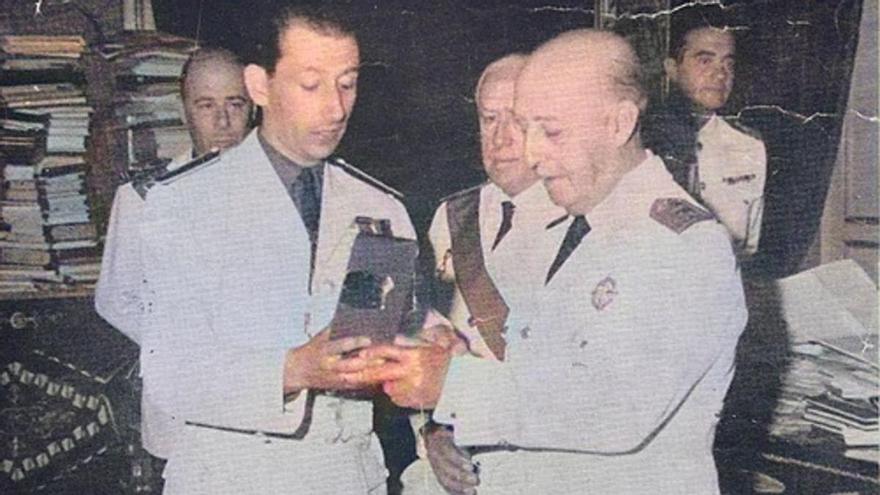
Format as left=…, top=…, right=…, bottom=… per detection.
left=545, top=215, right=590, bottom=284
left=291, top=166, right=322, bottom=244
left=491, top=201, right=515, bottom=251
left=291, top=165, right=323, bottom=290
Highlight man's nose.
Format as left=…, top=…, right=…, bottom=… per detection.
left=492, top=116, right=515, bottom=149
left=324, top=88, right=347, bottom=123
left=215, top=106, right=231, bottom=128
left=710, top=61, right=731, bottom=81
left=524, top=125, right=544, bottom=171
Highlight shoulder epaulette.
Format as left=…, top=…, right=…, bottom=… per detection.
left=130, top=157, right=173, bottom=199
left=723, top=116, right=764, bottom=141
left=329, top=157, right=404, bottom=199
left=438, top=182, right=485, bottom=205
left=154, top=149, right=222, bottom=186
left=649, top=197, right=715, bottom=234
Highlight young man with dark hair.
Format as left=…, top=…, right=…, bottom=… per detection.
left=643, top=8, right=767, bottom=258
left=99, top=4, right=413, bottom=493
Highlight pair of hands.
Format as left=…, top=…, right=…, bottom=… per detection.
left=284, top=327, right=478, bottom=494
left=283, top=326, right=463, bottom=409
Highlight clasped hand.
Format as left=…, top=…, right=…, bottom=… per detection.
left=284, top=325, right=464, bottom=409
left=358, top=325, right=463, bottom=409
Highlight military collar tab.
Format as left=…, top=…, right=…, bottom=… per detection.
left=329, top=157, right=404, bottom=200
left=130, top=150, right=221, bottom=198
left=154, top=148, right=222, bottom=186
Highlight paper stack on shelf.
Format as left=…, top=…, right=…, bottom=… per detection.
left=0, top=35, right=86, bottom=73
left=0, top=35, right=101, bottom=292
left=98, top=33, right=196, bottom=175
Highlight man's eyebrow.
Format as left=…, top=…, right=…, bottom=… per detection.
left=192, top=96, right=216, bottom=103
left=225, top=95, right=248, bottom=101
left=692, top=49, right=719, bottom=57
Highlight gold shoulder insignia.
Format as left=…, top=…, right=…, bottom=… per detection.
left=330, top=157, right=404, bottom=199
left=650, top=198, right=715, bottom=234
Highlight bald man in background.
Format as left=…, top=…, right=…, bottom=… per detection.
left=95, top=46, right=252, bottom=461
left=400, top=53, right=563, bottom=495
left=371, top=29, right=746, bottom=494
left=179, top=47, right=253, bottom=159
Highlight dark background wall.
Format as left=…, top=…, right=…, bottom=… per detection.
left=152, top=0, right=597, bottom=231
left=151, top=0, right=863, bottom=277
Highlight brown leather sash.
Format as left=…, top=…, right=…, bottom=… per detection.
left=446, top=188, right=509, bottom=360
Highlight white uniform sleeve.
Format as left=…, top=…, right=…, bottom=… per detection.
left=94, top=184, right=148, bottom=345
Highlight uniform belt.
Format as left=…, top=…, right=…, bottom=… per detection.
left=184, top=389, right=318, bottom=440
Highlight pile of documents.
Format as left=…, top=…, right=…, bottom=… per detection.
left=0, top=35, right=100, bottom=292
left=768, top=260, right=879, bottom=464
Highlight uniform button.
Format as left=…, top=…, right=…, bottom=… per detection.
left=520, top=326, right=531, bottom=339
left=579, top=340, right=589, bottom=349
left=450, top=412, right=457, bottom=419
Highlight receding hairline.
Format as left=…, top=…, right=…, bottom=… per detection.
left=181, top=47, right=246, bottom=96
left=523, top=29, right=646, bottom=110
left=475, top=53, right=527, bottom=103
left=272, top=19, right=360, bottom=70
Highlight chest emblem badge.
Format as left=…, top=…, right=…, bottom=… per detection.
left=591, top=276, right=618, bottom=311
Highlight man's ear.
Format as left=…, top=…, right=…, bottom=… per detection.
left=243, top=64, right=270, bottom=107
left=663, top=57, right=678, bottom=82
left=610, top=100, right=640, bottom=148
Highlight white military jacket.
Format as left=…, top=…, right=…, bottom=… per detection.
left=95, top=148, right=193, bottom=459
left=427, top=180, right=564, bottom=358
left=432, top=153, right=748, bottom=494
left=122, top=131, right=413, bottom=493
left=402, top=181, right=563, bottom=494
left=696, top=115, right=767, bottom=256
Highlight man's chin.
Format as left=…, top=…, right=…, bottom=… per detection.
left=210, top=140, right=239, bottom=151
left=695, top=92, right=729, bottom=112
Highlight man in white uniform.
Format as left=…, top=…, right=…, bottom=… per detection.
left=369, top=29, right=747, bottom=494
left=99, top=5, right=413, bottom=493
left=95, top=46, right=252, bottom=461
left=644, top=14, right=767, bottom=257
left=401, top=54, right=563, bottom=495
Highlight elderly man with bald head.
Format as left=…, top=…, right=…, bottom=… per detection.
left=370, top=29, right=747, bottom=494
left=398, top=53, right=563, bottom=495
